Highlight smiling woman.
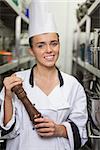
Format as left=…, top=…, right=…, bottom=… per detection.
left=28, top=33, right=60, bottom=68
left=0, top=0, right=88, bottom=150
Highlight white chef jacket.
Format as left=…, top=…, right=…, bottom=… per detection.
left=0, top=69, right=88, bottom=150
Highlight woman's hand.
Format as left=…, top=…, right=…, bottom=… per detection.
left=3, top=74, right=23, bottom=126
left=3, top=74, right=23, bottom=99
left=34, top=117, right=67, bottom=138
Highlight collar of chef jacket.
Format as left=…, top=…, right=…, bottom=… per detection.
left=29, top=64, right=64, bottom=87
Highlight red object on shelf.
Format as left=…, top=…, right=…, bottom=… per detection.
left=0, top=50, right=12, bottom=63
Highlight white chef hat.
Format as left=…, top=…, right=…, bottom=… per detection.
left=29, top=0, right=57, bottom=38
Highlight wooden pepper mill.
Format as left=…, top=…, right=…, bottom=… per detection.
left=12, top=84, right=42, bottom=124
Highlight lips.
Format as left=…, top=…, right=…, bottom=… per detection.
left=44, top=55, right=55, bottom=61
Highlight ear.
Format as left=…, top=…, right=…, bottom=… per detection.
left=28, top=48, right=35, bottom=57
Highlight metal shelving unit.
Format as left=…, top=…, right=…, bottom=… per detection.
left=72, top=0, right=100, bottom=78
left=0, top=0, right=32, bottom=75
left=78, top=0, right=100, bottom=27
left=88, top=121, right=100, bottom=139
left=4, top=0, right=20, bottom=15
left=72, top=1, right=100, bottom=149
left=73, top=57, right=100, bottom=78
left=0, top=59, right=18, bottom=74
left=0, top=1, right=32, bottom=146
left=3, top=0, right=29, bottom=24
left=0, top=56, right=34, bottom=74
left=0, top=2, right=35, bottom=149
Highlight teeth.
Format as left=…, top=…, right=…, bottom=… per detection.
left=44, top=55, right=54, bottom=60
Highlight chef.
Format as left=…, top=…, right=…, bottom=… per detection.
left=0, top=0, right=88, bottom=150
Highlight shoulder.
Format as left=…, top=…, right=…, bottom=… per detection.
left=60, top=71, right=85, bottom=92
left=60, top=71, right=86, bottom=101
left=61, top=71, right=79, bottom=85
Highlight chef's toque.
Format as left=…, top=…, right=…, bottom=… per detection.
left=29, top=0, right=57, bottom=38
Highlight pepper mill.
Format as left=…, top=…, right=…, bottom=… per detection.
left=12, top=84, right=42, bottom=124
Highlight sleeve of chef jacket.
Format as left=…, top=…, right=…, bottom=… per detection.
left=0, top=87, right=20, bottom=139
left=62, top=83, right=88, bottom=150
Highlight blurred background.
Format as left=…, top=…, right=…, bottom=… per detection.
left=0, top=0, right=100, bottom=149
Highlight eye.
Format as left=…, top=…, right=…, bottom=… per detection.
left=37, top=44, right=44, bottom=48
left=51, top=42, right=59, bottom=47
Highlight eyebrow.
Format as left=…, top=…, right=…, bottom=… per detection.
left=35, top=40, right=59, bottom=45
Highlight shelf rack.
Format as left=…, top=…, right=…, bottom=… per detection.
left=4, top=0, right=20, bottom=15
left=4, top=0, right=29, bottom=24
left=0, top=59, right=18, bottom=74
left=73, top=57, right=100, bottom=78
left=72, top=0, right=100, bottom=144
left=78, top=0, right=100, bottom=27
left=0, top=1, right=32, bottom=143
left=0, top=56, right=34, bottom=74
left=88, top=121, right=100, bottom=139
left=0, top=0, right=32, bottom=75
left=72, top=0, right=100, bottom=77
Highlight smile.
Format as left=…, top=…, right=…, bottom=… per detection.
left=44, top=55, right=55, bottom=61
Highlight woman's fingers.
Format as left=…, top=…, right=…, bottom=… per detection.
left=34, top=117, right=57, bottom=137
left=3, top=74, right=23, bottom=90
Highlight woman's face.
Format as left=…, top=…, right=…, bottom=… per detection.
left=30, top=33, right=60, bottom=68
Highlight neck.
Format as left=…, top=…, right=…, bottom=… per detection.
left=34, top=65, right=57, bottom=80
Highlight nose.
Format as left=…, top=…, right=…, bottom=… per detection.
left=46, top=44, right=52, bottom=53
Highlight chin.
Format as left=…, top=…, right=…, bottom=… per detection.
left=43, top=62, right=56, bottom=68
